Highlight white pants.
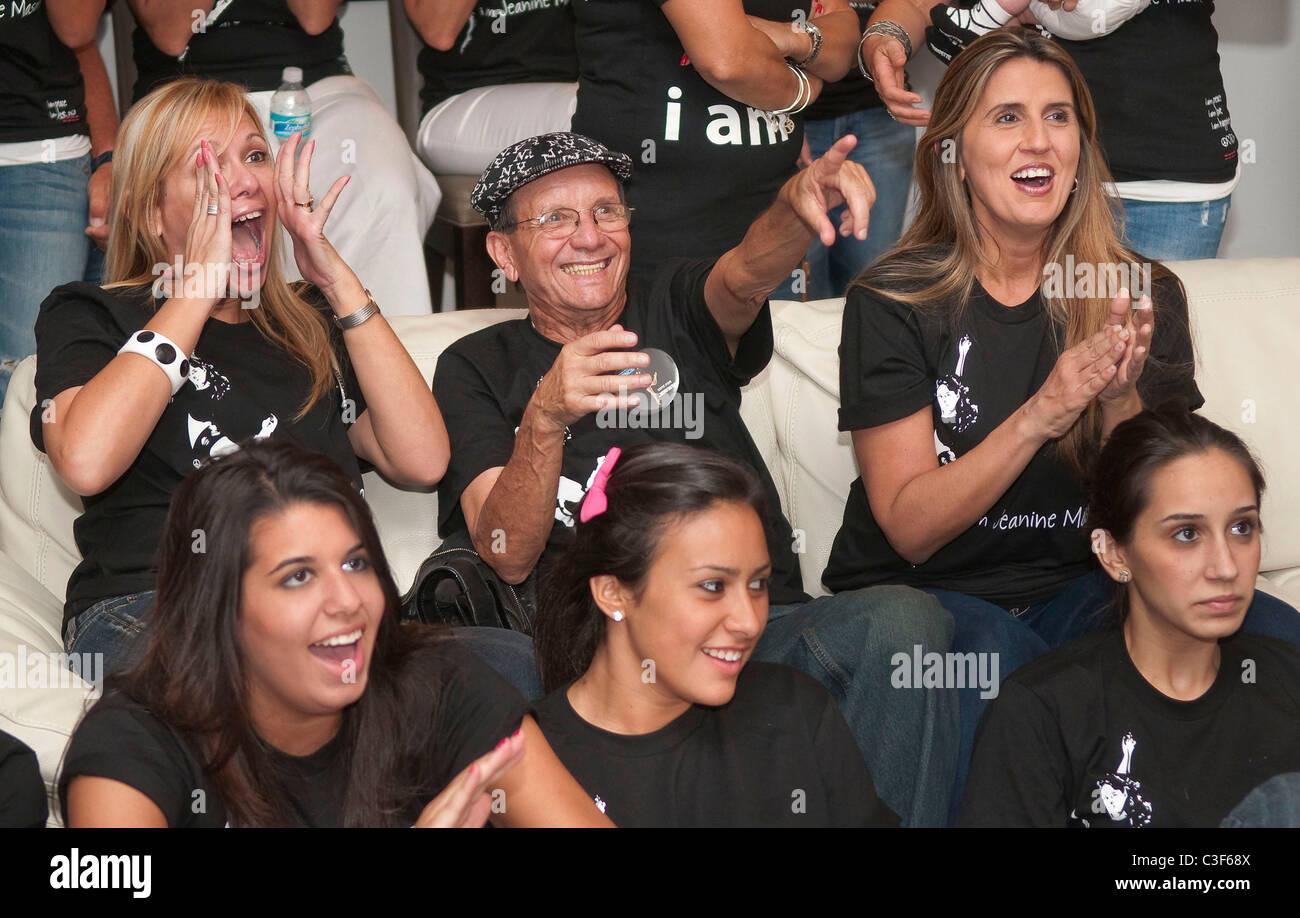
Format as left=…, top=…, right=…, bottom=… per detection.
left=249, top=75, right=441, bottom=316
left=416, top=82, right=577, bottom=175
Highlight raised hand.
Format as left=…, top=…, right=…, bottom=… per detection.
left=274, top=131, right=353, bottom=294
left=1098, top=288, right=1154, bottom=409
left=173, top=140, right=233, bottom=305
left=413, top=730, right=526, bottom=828
left=1025, top=324, right=1127, bottom=439
left=786, top=133, right=876, bottom=246
left=531, top=325, right=653, bottom=432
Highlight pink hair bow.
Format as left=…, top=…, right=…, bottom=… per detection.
left=579, top=447, right=622, bottom=523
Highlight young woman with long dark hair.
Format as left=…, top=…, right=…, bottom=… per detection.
left=59, top=440, right=608, bottom=827
left=960, top=406, right=1300, bottom=826
left=533, top=442, right=897, bottom=827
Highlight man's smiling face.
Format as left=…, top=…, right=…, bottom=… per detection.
left=487, top=164, right=631, bottom=320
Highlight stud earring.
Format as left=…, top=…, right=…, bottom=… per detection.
left=1118, top=570, right=1131, bottom=583
left=611, top=610, right=624, bottom=622
left=1072, top=178, right=1079, bottom=193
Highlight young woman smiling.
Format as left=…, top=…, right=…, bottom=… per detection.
left=532, top=443, right=898, bottom=827
left=60, top=440, right=609, bottom=827
left=960, top=406, right=1300, bottom=827
left=31, top=79, right=447, bottom=674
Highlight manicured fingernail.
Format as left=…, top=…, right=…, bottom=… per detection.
left=495, top=735, right=510, bottom=749
left=512, top=729, right=523, bottom=739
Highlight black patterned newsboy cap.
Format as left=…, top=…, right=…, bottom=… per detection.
left=471, top=132, right=634, bottom=227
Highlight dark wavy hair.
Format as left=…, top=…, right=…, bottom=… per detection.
left=1087, top=403, right=1265, bottom=620
left=87, top=439, right=450, bottom=827
left=534, top=443, right=768, bottom=694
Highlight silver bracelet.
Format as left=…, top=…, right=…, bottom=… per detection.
left=858, top=21, right=913, bottom=82
left=795, top=21, right=823, bottom=66
left=335, top=289, right=381, bottom=330
left=772, top=63, right=811, bottom=115
left=119, top=329, right=191, bottom=395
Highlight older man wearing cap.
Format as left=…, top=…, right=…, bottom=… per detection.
left=432, top=131, right=957, bottom=826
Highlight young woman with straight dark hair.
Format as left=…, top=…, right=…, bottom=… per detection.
left=533, top=442, right=898, bottom=827
left=59, top=440, right=609, bottom=828
left=961, top=406, right=1300, bottom=826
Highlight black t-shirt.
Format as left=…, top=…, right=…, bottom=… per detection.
left=0, top=4, right=86, bottom=143
left=59, top=638, right=528, bottom=826
left=571, top=0, right=808, bottom=277
left=960, top=629, right=1300, bottom=827
left=30, top=282, right=367, bottom=627
left=534, top=661, right=897, bottom=826
left=433, top=258, right=807, bottom=605
left=804, top=2, right=885, bottom=122
left=1057, top=0, right=1235, bottom=184
left=0, top=731, right=47, bottom=828
left=824, top=267, right=1203, bottom=607
left=132, top=0, right=351, bottom=100
left=417, top=1, right=578, bottom=113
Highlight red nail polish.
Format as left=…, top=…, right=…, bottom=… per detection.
left=496, top=735, right=510, bottom=749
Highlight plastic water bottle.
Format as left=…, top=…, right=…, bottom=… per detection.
left=269, top=67, right=311, bottom=142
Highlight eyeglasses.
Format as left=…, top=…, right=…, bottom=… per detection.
left=505, top=203, right=634, bottom=238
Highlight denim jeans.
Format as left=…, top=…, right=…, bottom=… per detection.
left=933, top=568, right=1300, bottom=823
left=64, top=590, right=156, bottom=678
left=0, top=155, right=92, bottom=409
left=454, top=627, right=545, bottom=701
left=773, top=106, right=916, bottom=301
left=759, top=585, right=958, bottom=827
left=1220, top=773, right=1300, bottom=828
left=1119, top=195, right=1231, bottom=262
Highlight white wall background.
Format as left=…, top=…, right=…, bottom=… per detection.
left=100, top=0, right=1298, bottom=257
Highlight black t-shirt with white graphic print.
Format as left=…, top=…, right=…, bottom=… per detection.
left=534, top=661, right=898, bottom=826
left=0, top=730, right=47, bottom=828
left=30, top=282, right=367, bottom=629
left=0, top=3, right=86, bottom=143
left=433, top=257, right=807, bottom=605
left=1056, top=0, right=1236, bottom=183
left=417, top=0, right=578, bottom=113
left=960, top=628, right=1300, bottom=827
left=571, top=0, right=808, bottom=278
left=824, top=265, right=1202, bottom=607
left=131, top=0, right=350, bottom=100
left=59, top=638, right=528, bottom=827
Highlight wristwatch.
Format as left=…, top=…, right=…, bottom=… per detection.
left=796, top=21, right=824, bottom=66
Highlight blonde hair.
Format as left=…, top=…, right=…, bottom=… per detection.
left=855, top=29, right=1182, bottom=474
left=105, top=78, right=336, bottom=419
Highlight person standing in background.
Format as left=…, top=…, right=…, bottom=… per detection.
left=127, top=0, right=440, bottom=315
left=773, top=1, right=918, bottom=300
left=0, top=0, right=117, bottom=410
left=405, top=0, right=579, bottom=176
left=571, top=0, right=861, bottom=284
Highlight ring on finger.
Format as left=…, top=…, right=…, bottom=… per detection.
left=206, top=203, right=219, bottom=216
left=295, top=197, right=314, bottom=212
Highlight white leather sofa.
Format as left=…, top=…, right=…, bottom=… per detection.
left=3, top=257, right=1298, bottom=824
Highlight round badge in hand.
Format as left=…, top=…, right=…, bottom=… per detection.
left=611, top=347, right=680, bottom=413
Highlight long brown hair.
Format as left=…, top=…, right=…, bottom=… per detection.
left=853, top=29, right=1185, bottom=473
left=106, top=78, right=336, bottom=419
left=93, top=440, right=451, bottom=827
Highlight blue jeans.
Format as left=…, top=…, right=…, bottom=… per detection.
left=454, top=627, right=545, bottom=701
left=773, top=106, right=916, bottom=301
left=1221, top=773, right=1300, bottom=828
left=934, top=568, right=1300, bottom=823
left=760, top=586, right=958, bottom=827
left=64, top=590, right=156, bottom=677
left=1119, top=195, right=1231, bottom=261
left=0, top=155, right=92, bottom=410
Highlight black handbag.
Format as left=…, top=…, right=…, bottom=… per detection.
left=400, top=542, right=534, bottom=634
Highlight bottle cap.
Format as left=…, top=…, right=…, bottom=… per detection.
left=282, top=66, right=304, bottom=84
